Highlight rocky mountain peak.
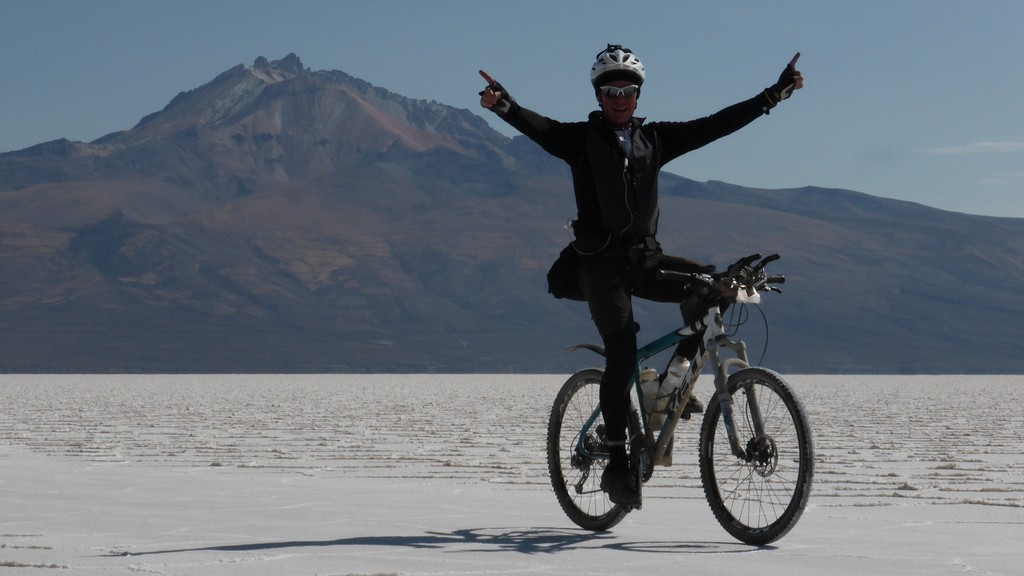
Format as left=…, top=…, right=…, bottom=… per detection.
left=249, top=53, right=306, bottom=83
left=47, top=54, right=509, bottom=185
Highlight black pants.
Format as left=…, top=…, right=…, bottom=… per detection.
left=578, top=241, right=709, bottom=445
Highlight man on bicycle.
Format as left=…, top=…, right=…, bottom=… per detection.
left=479, top=45, right=803, bottom=506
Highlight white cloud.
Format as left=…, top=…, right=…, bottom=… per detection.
left=923, top=141, right=1024, bottom=154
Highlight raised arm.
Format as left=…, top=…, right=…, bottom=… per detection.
left=656, top=53, right=806, bottom=163
left=477, top=70, right=585, bottom=162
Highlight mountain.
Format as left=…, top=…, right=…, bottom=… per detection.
left=1, top=54, right=1022, bottom=374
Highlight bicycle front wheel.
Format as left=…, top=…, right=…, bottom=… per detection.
left=546, top=369, right=630, bottom=531
left=699, top=368, right=814, bottom=545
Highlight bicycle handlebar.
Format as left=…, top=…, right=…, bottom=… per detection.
left=656, top=253, right=785, bottom=297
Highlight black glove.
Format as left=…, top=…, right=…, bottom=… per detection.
left=478, top=79, right=516, bottom=114
left=763, top=53, right=802, bottom=110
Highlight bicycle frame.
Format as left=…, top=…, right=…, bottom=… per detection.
left=575, top=298, right=767, bottom=467
left=551, top=255, right=809, bottom=542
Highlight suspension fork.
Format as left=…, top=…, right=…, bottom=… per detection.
left=707, top=332, right=768, bottom=460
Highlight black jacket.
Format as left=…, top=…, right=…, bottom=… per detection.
left=494, top=94, right=771, bottom=251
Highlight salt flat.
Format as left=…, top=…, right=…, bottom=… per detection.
left=2, top=374, right=1022, bottom=575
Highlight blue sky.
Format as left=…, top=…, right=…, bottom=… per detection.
left=3, top=1, right=1023, bottom=218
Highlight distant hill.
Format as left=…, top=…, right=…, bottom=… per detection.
left=1, top=54, right=1022, bottom=374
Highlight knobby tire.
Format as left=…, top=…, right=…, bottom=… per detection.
left=546, top=369, right=639, bottom=531
left=699, top=367, right=814, bottom=545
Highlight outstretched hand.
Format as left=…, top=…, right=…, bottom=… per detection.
left=773, top=53, right=804, bottom=101
left=478, top=70, right=502, bottom=109
left=478, top=70, right=514, bottom=113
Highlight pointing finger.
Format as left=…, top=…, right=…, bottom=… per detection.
left=788, top=52, right=801, bottom=68
left=479, top=70, right=496, bottom=86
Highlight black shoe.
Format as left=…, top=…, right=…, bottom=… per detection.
left=600, top=461, right=640, bottom=508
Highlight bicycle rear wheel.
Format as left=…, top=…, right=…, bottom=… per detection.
left=546, top=369, right=634, bottom=531
left=699, top=368, right=814, bottom=545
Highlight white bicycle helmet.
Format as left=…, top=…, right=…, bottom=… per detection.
left=590, top=44, right=646, bottom=87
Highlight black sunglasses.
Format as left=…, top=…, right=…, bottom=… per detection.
left=598, top=84, right=640, bottom=98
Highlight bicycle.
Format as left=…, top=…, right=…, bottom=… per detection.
left=546, top=253, right=814, bottom=545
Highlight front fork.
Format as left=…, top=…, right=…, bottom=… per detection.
left=707, top=335, right=768, bottom=460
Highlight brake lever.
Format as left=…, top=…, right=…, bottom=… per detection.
left=738, top=253, right=762, bottom=268
left=757, top=254, right=781, bottom=268
left=751, top=254, right=780, bottom=275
